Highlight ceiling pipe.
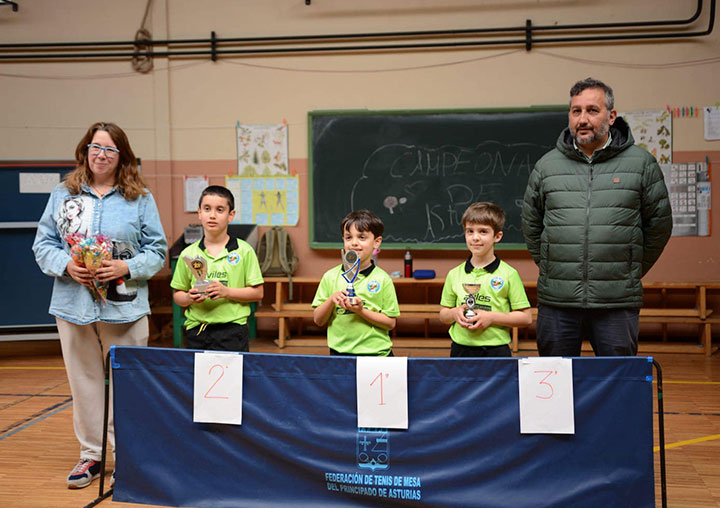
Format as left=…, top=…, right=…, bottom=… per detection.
left=0, top=0, right=713, bottom=60
left=0, top=0, right=706, bottom=49
left=0, top=1, right=18, bottom=12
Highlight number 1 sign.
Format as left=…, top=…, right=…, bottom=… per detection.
left=356, top=356, right=408, bottom=429
left=518, top=357, right=574, bottom=434
left=193, top=352, right=244, bottom=425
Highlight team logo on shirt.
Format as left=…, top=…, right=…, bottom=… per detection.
left=367, top=280, right=380, bottom=293
left=227, top=252, right=240, bottom=265
left=490, top=277, right=504, bottom=291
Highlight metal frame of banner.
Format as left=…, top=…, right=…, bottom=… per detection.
left=653, top=359, right=668, bottom=508
left=82, top=351, right=113, bottom=508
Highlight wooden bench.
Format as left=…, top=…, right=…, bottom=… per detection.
left=254, top=302, right=444, bottom=348
left=511, top=306, right=716, bottom=356
left=254, top=277, right=720, bottom=355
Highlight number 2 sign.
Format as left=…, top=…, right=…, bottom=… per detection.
left=193, top=352, right=243, bottom=425
left=356, top=356, right=408, bottom=429
left=518, top=357, right=574, bottom=434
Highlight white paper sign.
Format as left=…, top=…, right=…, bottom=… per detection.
left=19, top=172, right=60, bottom=193
left=356, top=356, right=408, bottom=429
left=193, top=352, right=243, bottom=425
left=184, top=176, right=209, bottom=212
left=518, top=357, right=574, bottom=434
left=704, top=106, right=720, bottom=141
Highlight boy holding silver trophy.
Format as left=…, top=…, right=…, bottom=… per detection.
left=171, top=185, right=264, bottom=351
left=439, top=202, right=532, bottom=357
left=312, top=210, right=400, bottom=356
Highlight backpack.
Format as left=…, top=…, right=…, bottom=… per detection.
left=257, top=226, right=299, bottom=299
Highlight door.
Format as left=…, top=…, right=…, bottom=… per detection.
left=0, top=162, right=75, bottom=328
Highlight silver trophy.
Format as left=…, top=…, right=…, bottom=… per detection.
left=183, top=255, right=210, bottom=295
left=462, top=283, right=482, bottom=319
left=341, top=249, right=361, bottom=305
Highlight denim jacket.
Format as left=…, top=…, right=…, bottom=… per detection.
left=32, top=183, right=168, bottom=325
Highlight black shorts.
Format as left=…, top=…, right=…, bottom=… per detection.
left=450, top=342, right=512, bottom=358
left=185, top=322, right=249, bottom=352
left=329, top=348, right=394, bottom=357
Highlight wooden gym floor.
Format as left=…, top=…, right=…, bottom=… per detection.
left=0, top=335, right=718, bottom=508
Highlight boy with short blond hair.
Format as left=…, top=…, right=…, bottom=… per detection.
left=171, top=185, right=264, bottom=351
left=440, top=202, right=532, bottom=357
left=312, top=209, right=400, bottom=356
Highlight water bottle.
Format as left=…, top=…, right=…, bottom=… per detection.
left=404, top=251, right=413, bottom=278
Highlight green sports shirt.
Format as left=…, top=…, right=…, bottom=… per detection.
left=171, top=237, right=264, bottom=330
left=441, top=256, right=530, bottom=347
left=312, top=263, right=400, bottom=356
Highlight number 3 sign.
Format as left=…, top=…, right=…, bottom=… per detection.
left=518, top=357, right=574, bottom=434
left=193, top=352, right=244, bottom=425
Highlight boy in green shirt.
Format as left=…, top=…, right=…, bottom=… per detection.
left=440, top=202, right=532, bottom=357
left=171, top=185, right=264, bottom=351
left=312, top=210, right=400, bottom=356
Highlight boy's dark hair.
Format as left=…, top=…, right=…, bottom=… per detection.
left=569, top=77, right=615, bottom=110
left=199, top=185, right=235, bottom=211
left=462, top=202, right=505, bottom=234
left=340, top=209, right=384, bottom=238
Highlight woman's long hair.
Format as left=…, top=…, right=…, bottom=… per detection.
left=64, top=122, right=147, bottom=200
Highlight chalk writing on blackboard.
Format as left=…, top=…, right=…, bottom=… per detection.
left=349, top=141, right=548, bottom=244
left=310, top=109, right=568, bottom=249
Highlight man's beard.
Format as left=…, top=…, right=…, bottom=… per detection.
left=571, top=120, right=610, bottom=147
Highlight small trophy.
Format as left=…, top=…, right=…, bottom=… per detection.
left=341, top=249, right=361, bottom=305
left=462, top=283, right=482, bottom=319
left=183, top=255, right=210, bottom=295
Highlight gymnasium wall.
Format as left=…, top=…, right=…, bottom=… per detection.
left=1, top=0, right=719, bottom=282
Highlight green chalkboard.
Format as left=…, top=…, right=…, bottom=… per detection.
left=309, top=107, right=568, bottom=249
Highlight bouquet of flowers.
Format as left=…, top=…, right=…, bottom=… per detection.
left=66, top=233, right=113, bottom=305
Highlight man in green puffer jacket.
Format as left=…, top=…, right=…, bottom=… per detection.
left=521, top=77, right=672, bottom=357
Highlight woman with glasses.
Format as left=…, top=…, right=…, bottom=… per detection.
left=32, top=122, right=167, bottom=490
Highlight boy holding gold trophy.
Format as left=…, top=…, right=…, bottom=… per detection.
left=172, top=186, right=264, bottom=351
left=440, top=202, right=532, bottom=357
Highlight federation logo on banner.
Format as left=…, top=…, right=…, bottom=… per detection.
left=356, top=428, right=389, bottom=471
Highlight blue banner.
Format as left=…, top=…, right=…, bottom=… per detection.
left=111, top=347, right=654, bottom=508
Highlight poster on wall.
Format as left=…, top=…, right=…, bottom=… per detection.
left=236, top=121, right=289, bottom=176
left=184, top=176, right=209, bottom=212
left=704, top=105, right=720, bottom=141
left=226, top=175, right=299, bottom=226
left=622, top=109, right=672, bottom=164
left=660, top=162, right=711, bottom=236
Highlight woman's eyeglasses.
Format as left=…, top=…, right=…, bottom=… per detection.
left=87, top=143, right=120, bottom=159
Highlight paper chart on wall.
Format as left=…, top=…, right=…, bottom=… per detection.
left=236, top=122, right=289, bottom=176
left=226, top=175, right=299, bottom=226
left=184, top=176, right=209, bottom=212
left=660, top=162, right=711, bottom=236
left=622, top=109, right=672, bottom=164
left=704, top=105, right=720, bottom=141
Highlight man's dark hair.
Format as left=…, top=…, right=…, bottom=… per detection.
left=570, top=77, right=615, bottom=110
left=340, top=209, right=384, bottom=238
left=199, top=185, right=235, bottom=211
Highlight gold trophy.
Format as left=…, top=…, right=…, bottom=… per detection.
left=183, top=255, right=210, bottom=295
left=462, top=283, right=482, bottom=318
